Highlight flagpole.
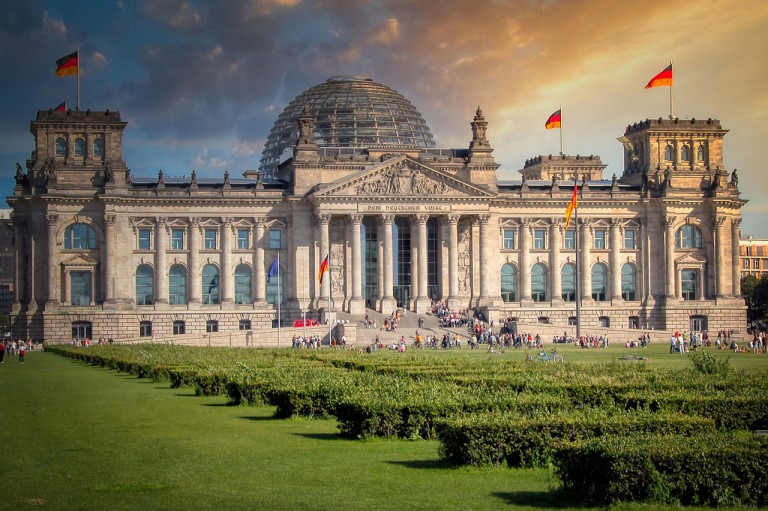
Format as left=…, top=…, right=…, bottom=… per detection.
left=669, top=59, right=674, bottom=120
left=277, top=252, right=281, bottom=348
left=575, top=178, right=581, bottom=341
left=327, top=254, right=332, bottom=348
left=76, top=46, right=80, bottom=111
left=559, top=105, right=564, bottom=156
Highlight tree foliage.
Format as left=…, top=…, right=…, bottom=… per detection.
left=741, top=275, right=768, bottom=325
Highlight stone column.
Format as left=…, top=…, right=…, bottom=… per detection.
left=714, top=215, right=726, bottom=298
left=550, top=218, right=563, bottom=304
left=699, top=266, right=706, bottom=301
left=610, top=219, right=623, bottom=302
left=221, top=218, right=234, bottom=306
left=580, top=219, right=592, bottom=302
left=731, top=218, right=742, bottom=297
left=415, top=214, right=430, bottom=313
left=155, top=217, right=168, bottom=304
left=317, top=213, right=332, bottom=309
left=254, top=218, right=266, bottom=305
left=380, top=214, right=396, bottom=312
left=46, top=213, right=59, bottom=306
left=477, top=214, right=492, bottom=307
left=664, top=216, right=677, bottom=301
left=12, top=219, right=25, bottom=308
left=410, top=218, right=419, bottom=310
left=103, top=214, right=116, bottom=305
left=519, top=219, right=532, bottom=303
left=62, top=269, right=70, bottom=306
left=376, top=221, right=385, bottom=310
left=188, top=218, right=201, bottom=306
left=446, top=214, right=461, bottom=308
left=349, top=214, right=365, bottom=314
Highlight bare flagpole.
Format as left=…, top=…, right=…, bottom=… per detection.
left=575, top=177, right=581, bottom=341
left=277, top=251, right=281, bottom=347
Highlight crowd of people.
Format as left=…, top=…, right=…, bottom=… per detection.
left=0, top=338, right=38, bottom=364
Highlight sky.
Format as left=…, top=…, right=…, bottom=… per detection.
left=1, top=0, right=767, bottom=236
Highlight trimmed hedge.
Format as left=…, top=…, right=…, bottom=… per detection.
left=554, top=433, right=768, bottom=507
left=437, top=409, right=715, bottom=467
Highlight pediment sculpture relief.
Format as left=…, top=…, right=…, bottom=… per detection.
left=355, top=163, right=452, bottom=196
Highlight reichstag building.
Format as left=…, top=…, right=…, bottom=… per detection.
left=7, top=75, right=746, bottom=341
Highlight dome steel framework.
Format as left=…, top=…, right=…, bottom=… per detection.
left=259, top=75, right=436, bottom=179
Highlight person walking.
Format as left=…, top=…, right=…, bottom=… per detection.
left=18, top=343, right=25, bottom=364
left=0, top=341, right=5, bottom=363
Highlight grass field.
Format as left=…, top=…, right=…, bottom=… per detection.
left=1, top=345, right=765, bottom=510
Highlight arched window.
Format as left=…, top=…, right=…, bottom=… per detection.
left=169, top=265, right=187, bottom=305
left=675, top=224, right=703, bottom=248
left=621, top=264, right=637, bottom=301
left=74, top=137, right=85, bottom=157
left=664, top=144, right=673, bottom=161
left=234, top=264, right=252, bottom=304
left=55, top=137, right=67, bottom=156
left=681, top=144, right=690, bottom=162
left=696, top=145, right=705, bottom=162
left=531, top=263, right=547, bottom=302
left=267, top=264, right=284, bottom=305
left=202, top=264, right=219, bottom=305
left=562, top=263, right=576, bottom=302
left=135, top=264, right=154, bottom=305
left=500, top=263, right=517, bottom=302
left=93, top=138, right=104, bottom=157
left=64, top=223, right=97, bottom=249
left=591, top=263, right=608, bottom=301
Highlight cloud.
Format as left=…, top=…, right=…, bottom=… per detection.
left=141, top=0, right=201, bottom=29
left=364, top=17, right=399, bottom=45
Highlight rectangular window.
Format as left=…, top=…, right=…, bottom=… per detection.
left=746, top=246, right=753, bottom=256
left=171, top=229, right=184, bottom=250
left=268, top=229, right=282, bottom=250
left=204, top=228, right=218, bottom=249
left=564, top=229, right=575, bottom=249
left=594, top=229, right=606, bottom=250
left=206, top=320, right=218, bottom=333
left=138, top=228, right=151, bottom=250
left=237, top=229, right=250, bottom=250
left=624, top=229, right=636, bottom=249
left=70, top=271, right=91, bottom=305
left=743, top=259, right=750, bottom=269
left=533, top=228, right=546, bottom=250
left=503, top=229, right=516, bottom=249
left=139, top=321, right=152, bottom=338
left=239, top=320, right=251, bottom=331
left=755, top=259, right=760, bottom=269
left=172, top=320, right=185, bottom=335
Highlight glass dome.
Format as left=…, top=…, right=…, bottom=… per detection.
left=259, top=75, right=436, bottom=179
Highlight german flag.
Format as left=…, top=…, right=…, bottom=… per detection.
left=318, top=254, right=329, bottom=284
left=564, top=182, right=578, bottom=232
left=645, top=64, right=673, bottom=89
left=545, top=109, right=561, bottom=130
left=54, top=101, right=66, bottom=112
left=56, top=51, right=78, bottom=77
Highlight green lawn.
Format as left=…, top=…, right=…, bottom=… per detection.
left=0, top=348, right=765, bottom=510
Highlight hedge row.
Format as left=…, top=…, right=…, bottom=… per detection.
left=437, top=409, right=715, bottom=468
left=554, top=433, right=768, bottom=507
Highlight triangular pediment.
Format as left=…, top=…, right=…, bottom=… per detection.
left=675, top=252, right=708, bottom=265
left=61, top=254, right=99, bottom=266
left=314, top=156, right=494, bottom=199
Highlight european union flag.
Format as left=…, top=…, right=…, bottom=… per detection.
left=267, top=257, right=279, bottom=283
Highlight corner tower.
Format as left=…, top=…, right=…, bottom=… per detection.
left=618, top=118, right=728, bottom=190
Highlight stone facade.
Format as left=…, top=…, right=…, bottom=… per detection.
left=739, top=237, right=768, bottom=280
left=7, top=82, right=748, bottom=342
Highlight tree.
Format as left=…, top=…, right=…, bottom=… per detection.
left=741, top=275, right=768, bottom=326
